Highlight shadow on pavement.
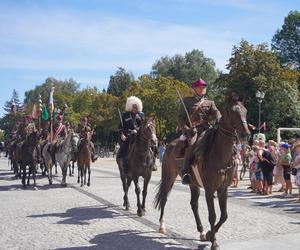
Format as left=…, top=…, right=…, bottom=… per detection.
left=28, top=205, right=121, bottom=225
left=56, top=230, right=209, bottom=250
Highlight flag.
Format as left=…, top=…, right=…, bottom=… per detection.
left=52, top=122, right=63, bottom=143
left=10, top=99, right=16, bottom=115
left=48, top=86, right=55, bottom=113
left=32, top=104, right=38, bottom=119
left=39, top=94, right=43, bottom=113
left=260, top=122, right=266, bottom=131
left=248, top=123, right=256, bottom=130
left=41, top=105, right=49, bottom=121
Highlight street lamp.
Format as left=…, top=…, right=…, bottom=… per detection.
left=256, top=90, right=265, bottom=133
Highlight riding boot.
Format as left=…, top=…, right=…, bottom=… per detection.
left=181, top=146, right=194, bottom=185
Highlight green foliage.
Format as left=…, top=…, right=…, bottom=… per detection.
left=272, top=11, right=300, bottom=70
left=3, top=89, right=22, bottom=114
left=107, top=67, right=134, bottom=97
left=217, top=40, right=300, bottom=139
left=151, top=49, right=218, bottom=85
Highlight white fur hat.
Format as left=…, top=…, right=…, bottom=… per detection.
left=125, top=96, right=143, bottom=112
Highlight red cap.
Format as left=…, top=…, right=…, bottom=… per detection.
left=191, top=79, right=207, bottom=88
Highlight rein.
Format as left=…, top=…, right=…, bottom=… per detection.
left=218, top=125, right=237, bottom=140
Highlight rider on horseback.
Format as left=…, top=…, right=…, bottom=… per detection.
left=76, top=117, right=98, bottom=162
left=176, top=79, right=221, bottom=185
left=118, top=96, right=145, bottom=174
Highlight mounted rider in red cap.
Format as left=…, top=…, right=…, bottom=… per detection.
left=76, top=116, right=98, bottom=162
left=175, top=79, right=221, bottom=185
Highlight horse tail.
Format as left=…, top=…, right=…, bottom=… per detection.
left=154, top=145, right=177, bottom=210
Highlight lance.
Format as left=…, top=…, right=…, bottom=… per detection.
left=174, top=86, right=192, bottom=128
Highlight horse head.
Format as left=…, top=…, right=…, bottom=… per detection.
left=71, top=131, right=80, bottom=151
left=220, top=92, right=250, bottom=142
left=139, top=117, right=157, bottom=143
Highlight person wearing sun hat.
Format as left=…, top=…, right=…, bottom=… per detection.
left=176, top=79, right=221, bottom=185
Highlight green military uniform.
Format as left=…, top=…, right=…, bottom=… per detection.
left=177, top=95, right=221, bottom=184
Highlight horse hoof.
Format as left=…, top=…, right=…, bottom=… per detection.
left=200, top=231, right=207, bottom=241
left=33, top=187, right=38, bottom=191
left=87, top=183, right=90, bottom=187
left=49, top=181, right=53, bottom=185
left=125, top=205, right=130, bottom=210
left=61, top=183, right=67, bottom=187
left=206, top=231, right=211, bottom=242
left=137, top=211, right=143, bottom=217
left=211, top=243, right=220, bottom=250
left=80, top=184, right=83, bottom=187
left=159, top=228, right=166, bottom=234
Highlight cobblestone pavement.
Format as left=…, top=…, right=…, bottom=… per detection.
left=0, top=156, right=299, bottom=250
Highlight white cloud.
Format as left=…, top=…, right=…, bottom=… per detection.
left=0, top=6, right=235, bottom=74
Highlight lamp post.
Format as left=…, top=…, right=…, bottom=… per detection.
left=256, top=90, right=265, bottom=133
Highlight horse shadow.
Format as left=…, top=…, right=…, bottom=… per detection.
left=56, top=230, right=195, bottom=250
left=28, top=205, right=121, bottom=225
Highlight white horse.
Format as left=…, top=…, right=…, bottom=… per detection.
left=55, top=130, right=79, bottom=186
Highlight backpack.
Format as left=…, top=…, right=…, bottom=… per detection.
left=262, top=150, right=276, bottom=168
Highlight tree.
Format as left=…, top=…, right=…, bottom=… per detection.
left=3, top=89, right=22, bottom=114
left=272, top=11, right=300, bottom=70
left=151, top=49, right=218, bottom=85
left=107, top=67, right=134, bottom=97
left=217, top=40, right=300, bottom=138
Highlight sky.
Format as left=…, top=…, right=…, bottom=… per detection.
left=0, top=0, right=299, bottom=117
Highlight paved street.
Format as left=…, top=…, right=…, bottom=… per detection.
left=0, top=156, right=299, bottom=250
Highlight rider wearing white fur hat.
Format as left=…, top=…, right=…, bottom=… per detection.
left=118, top=96, right=145, bottom=173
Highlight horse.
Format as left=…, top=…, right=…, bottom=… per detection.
left=77, top=128, right=92, bottom=187
left=154, top=93, right=250, bottom=250
left=117, top=117, right=157, bottom=216
left=55, top=130, right=79, bottom=187
left=19, top=131, right=40, bottom=189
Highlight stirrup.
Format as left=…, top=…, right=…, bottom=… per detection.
left=182, top=173, right=192, bottom=185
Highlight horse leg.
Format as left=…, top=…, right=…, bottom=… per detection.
left=84, top=166, right=87, bottom=186
left=69, top=164, right=72, bottom=177
left=133, top=178, right=143, bottom=217
left=87, top=165, right=91, bottom=187
left=80, top=166, right=84, bottom=187
left=21, top=164, right=26, bottom=187
left=32, top=163, right=37, bottom=190
left=215, top=187, right=228, bottom=233
left=205, top=190, right=219, bottom=250
left=77, top=166, right=80, bottom=184
left=61, top=165, right=67, bottom=187
left=55, top=163, right=58, bottom=174
left=189, top=185, right=206, bottom=241
left=141, top=175, right=150, bottom=215
left=72, top=161, right=75, bottom=175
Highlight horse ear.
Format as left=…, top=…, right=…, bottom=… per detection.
left=225, top=91, right=239, bottom=105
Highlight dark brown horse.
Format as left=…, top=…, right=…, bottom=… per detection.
left=117, top=117, right=157, bottom=216
left=77, top=129, right=92, bottom=187
left=19, top=131, right=40, bottom=189
left=154, top=93, right=250, bottom=250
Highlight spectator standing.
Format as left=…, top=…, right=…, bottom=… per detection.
left=292, top=142, right=300, bottom=203
left=279, top=143, right=293, bottom=197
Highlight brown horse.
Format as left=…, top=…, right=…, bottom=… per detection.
left=19, top=131, right=40, bottom=189
left=117, top=117, right=157, bottom=216
left=154, top=93, right=250, bottom=250
left=77, top=129, right=92, bottom=187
